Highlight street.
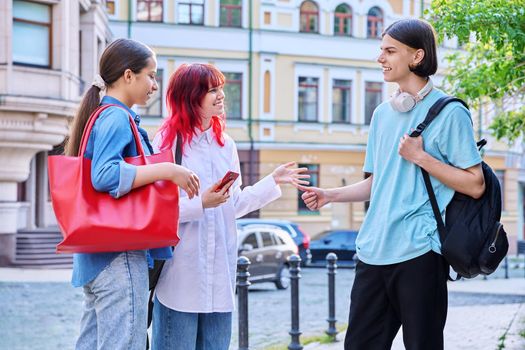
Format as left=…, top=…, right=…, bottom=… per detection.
left=231, top=264, right=525, bottom=349
left=0, top=264, right=524, bottom=350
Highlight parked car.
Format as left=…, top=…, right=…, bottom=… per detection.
left=237, top=219, right=311, bottom=265
left=309, top=230, right=358, bottom=267
left=237, top=225, right=297, bottom=289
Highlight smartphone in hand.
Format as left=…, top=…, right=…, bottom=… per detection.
left=215, top=171, right=239, bottom=192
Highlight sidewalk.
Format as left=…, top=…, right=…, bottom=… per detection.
left=0, top=267, right=71, bottom=282
left=1, top=269, right=524, bottom=350
left=305, top=278, right=525, bottom=350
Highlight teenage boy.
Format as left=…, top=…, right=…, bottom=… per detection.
left=299, top=19, right=485, bottom=350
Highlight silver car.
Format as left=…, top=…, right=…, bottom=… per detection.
left=237, top=225, right=298, bottom=290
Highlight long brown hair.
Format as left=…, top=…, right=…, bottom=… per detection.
left=65, top=38, right=154, bottom=156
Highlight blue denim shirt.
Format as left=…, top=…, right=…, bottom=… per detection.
left=71, top=96, right=173, bottom=287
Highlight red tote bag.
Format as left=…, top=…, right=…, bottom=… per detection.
left=48, top=104, right=180, bottom=253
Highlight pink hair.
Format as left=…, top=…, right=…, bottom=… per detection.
left=157, top=63, right=226, bottom=152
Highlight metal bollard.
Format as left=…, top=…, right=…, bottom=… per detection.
left=326, top=253, right=338, bottom=340
left=237, top=256, right=251, bottom=350
left=288, top=254, right=303, bottom=350
left=504, top=256, right=509, bottom=279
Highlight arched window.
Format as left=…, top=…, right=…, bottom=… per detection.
left=300, top=1, right=319, bottom=33
left=334, top=4, right=352, bottom=36
left=220, top=0, right=242, bottom=27
left=367, top=6, right=384, bottom=39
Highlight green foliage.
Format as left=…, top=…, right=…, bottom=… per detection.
left=428, top=0, right=525, bottom=142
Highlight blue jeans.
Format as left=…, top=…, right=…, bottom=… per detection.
left=75, top=251, right=148, bottom=350
left=151, top=296, right=232, bottom=350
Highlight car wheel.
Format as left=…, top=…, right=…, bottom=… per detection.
left=274, top=264, right=290, bottom=290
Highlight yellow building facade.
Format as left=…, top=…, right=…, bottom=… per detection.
left=104, top=0, right=525, bottom=250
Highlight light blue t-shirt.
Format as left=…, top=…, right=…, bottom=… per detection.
left=357, top=88, right=482, bottom=265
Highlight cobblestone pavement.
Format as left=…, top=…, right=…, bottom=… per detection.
left=1, top=265, right=524, bottom=350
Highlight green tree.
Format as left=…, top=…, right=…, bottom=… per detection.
left=428, top=0, right=525, bottom=142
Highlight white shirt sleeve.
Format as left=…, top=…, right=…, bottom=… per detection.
left=178, top=194, right=204, bottom=223
left=232, top=174, right=282, bottom=219
left=229, top=142, right=282, bottom=218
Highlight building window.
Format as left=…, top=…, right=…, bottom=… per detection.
left=13, top=0, right=52, bottom=68
left=136, top=69, right=163, bottom=118
left=367, top=6, right=384, bottom=39
left=298, top=77, right=319, bottom=122
left=334, top=4, right=352, bottom=36
left=495, top=170, right=505, bottom=210
left=364, top=81, right=383, bottom=125
left=298, top=164, right=319, bottom=214
left=105, top=0, right=116, bottom=15
left=178, top=0, right=204, bottom=25
left=332, top=79, right=352, bottom=123
left=264, top=71, right=271, bottom=114
left=299, top=1, right=319, bottom=33
left=137, top=0, right=163, bottom=22
left=220, top=0, right=242, bottom=27
left=224, top=72, right=242, bottom=120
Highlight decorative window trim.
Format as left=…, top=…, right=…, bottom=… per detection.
left=328, top=68, right=357, bottom=123
left=12, top=0, right=52, bottom=68
left=176, top=0, right=205, bottom=25
left=333, top=4, right=353, bottom=36
left=136, top=0, right=164, bottom=22
left=294, top=65, right=324, bottom=122
left=299, top=0, right=320, bottom=33
left=360, top=70, right=385, bottom=125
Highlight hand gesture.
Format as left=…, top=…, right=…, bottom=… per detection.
left=170, top=164, right=200, bottom=199
left=296, top=184, right=329, bottom=210
left=202, top=179, right=234, bottom=209
left=272, top=162, right=310, bottom=186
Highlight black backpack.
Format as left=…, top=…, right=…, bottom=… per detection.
left=410, top=96, right=509, bottom=279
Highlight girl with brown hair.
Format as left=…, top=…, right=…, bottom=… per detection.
left=67, top=39, right=200, bottom=350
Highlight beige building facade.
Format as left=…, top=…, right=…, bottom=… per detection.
left=0, top=0, right=111, bottom=266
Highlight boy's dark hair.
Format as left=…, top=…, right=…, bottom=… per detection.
left=65, top=38, right=154, bottom=156
left=383, top=19, right=438, bottom=78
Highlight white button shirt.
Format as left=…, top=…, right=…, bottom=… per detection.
left=153, top=129, right=281, bottom=313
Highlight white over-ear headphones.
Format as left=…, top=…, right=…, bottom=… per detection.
left=390, top=79, right=434, bottom=113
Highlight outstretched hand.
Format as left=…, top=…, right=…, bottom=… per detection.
left=296, top=184, right=329, bottom=211
left=272, top=162, right=310, bottom=186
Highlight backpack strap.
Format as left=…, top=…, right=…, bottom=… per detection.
left=174, top=132, right=182, bottom=164
left=410, top=96, right=469, bottom=281
left=146, top=132, right=182, bottom=349
left=409, top=96, right=468, bottom=138
left=477, top=139, right=487, bottom=151
left=409, top=96, right=469, bottom=243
